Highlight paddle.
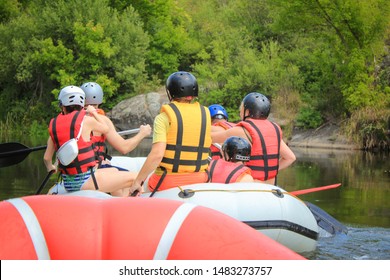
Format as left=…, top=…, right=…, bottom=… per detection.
left=288, top=183, right=347, bottom=235
left=35, top=170, right=55, bottom=195
left=305, top=201, right=348, bottom=235
left=0, top=142, right=47, bottom=168
left=290, top=183, right=341, bottom=196
left=0, top=129, right=142, bottom=168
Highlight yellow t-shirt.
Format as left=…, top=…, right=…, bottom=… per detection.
left=152, top=112, right=169, bottom=144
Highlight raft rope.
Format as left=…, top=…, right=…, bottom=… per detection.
left=153, top=203, right=197, bottom=260
left=7, top=198, right=51, bottom=260
left=177, top=186, right=302, bottom=200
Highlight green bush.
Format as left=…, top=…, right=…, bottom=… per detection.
left=295, top=107, right=323, bottom=129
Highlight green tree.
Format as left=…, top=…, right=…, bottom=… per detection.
left=0, top=0, right=20, bottom=23
left=0, top=0, right=150, bottom=131
left=268, top=0, right=390, bottom=112
left=110, top=0, right=197, bottom=81
left=181, top=0, right=302, bottom=126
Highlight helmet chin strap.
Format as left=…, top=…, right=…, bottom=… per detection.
left=166, top=90, right=173, bottom=102
left=243, top=114, right=250, bottom=121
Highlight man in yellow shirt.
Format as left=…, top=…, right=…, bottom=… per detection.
left=131, top=71, right=212, bottom=195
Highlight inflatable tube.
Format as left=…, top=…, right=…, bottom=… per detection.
left=47, top=156, right=319, bottom=253
left=141, top=182, right=319, bottom=253
left=0, top=195, right=305, bottom=260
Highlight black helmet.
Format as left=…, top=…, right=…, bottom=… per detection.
left=222, top=136, right=251, bottom=162
left=242, top=92, right=270, bottom=120
left=166, top=71, right=198, bottom=100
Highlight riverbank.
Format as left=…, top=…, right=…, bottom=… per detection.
left=288, top=123, right=359, bottom=150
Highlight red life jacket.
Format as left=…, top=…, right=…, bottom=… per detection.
left=49, top=110, right=96, bottom=175
left=90, top=134, right=108, bottom=163
left=210, top=121, right=235, bottom=160
left=92, top=108, right=107, bottom=162
left=237, top=119, right=281, bottom=181
left=90, top=109, right=111, bottom=163
left=208, top=159, right=252, bottom=183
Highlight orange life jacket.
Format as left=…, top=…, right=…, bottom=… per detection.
left=208, top=159, right=252, bottom=183
left=237, top=119, right=281, bottom=181
left=210, top=121, right=235, bottom=160
left=49, top=110, right=96, bottom=175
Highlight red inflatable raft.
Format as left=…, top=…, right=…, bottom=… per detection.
left=0, top=194, right=305, bottom=260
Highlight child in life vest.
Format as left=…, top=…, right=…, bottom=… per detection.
left=209, top=104, right=235, bottom=160
left=208, top=136, right=254, bottom=183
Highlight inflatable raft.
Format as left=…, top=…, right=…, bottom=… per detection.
left=142, top=183, right=319, bottom=253
left=49, top=156, right=319, bottom=253
left=0, top=194, right=305, bottom=260
left=111, top=156, right=319, bottom=253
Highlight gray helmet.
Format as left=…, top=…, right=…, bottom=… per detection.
left=58, top=85, right=85, bottom=107
left=166, top=71, right=198, bottom=100
left=81, top=82, right=103, bottom=105
left=242, top=92, right=271, bottom=120
left=222, top=136, right=251, bottom=162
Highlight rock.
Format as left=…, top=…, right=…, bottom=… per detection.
left=289, top=123, right=359, bottom=150
left=107, top=92, right=169, bottom=131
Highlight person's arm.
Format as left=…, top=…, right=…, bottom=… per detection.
left=278, top=140, right=296, bottom=171
left=83, top=105, right=109, bottom=140
left=43, top=137, right=57, bottom=173
left=132, top=141, right=166, bottom=187
left=131, top=113, right=167, bottom=191
left=238, top=173, right=254, bottom=183
left=211, top=126, right=248, bottom=143
left=105, top=121, right=152, bottom=155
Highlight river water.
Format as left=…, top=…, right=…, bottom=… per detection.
left=0, top=137, right=389, bottom=260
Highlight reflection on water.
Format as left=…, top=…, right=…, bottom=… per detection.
left=0, top=137, right=389, bottom=260
left=277, top=147, right=390, bottom=228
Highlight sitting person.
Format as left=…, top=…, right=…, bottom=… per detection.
left=81, top=81, right=151, bottom=168
left=211, top=92, right=296, bottom=185
left=43, top=85, right=142, bottom=196
left=131, top=71, right=212, bottom=195
left=208, top=136, right=254, bottom=183
left=208, top=104, right=235, bottom=160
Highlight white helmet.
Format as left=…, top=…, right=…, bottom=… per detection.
left=81, top=82, right=103, bottom=105
left=58, top=85, right=85, bottom=107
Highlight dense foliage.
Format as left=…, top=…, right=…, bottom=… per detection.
left=0, top=0, right=389, bottom=149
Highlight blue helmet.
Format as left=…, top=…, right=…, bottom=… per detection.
left=208, top=104, right=228, bottom=120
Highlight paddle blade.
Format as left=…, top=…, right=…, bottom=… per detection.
left=305, top=201, right=348, bottom=235
left=0, top=142, right=47, bottom=168
left=0, top=153, right=30, bottom=168
left=0, top=142, right=29, bottom=153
